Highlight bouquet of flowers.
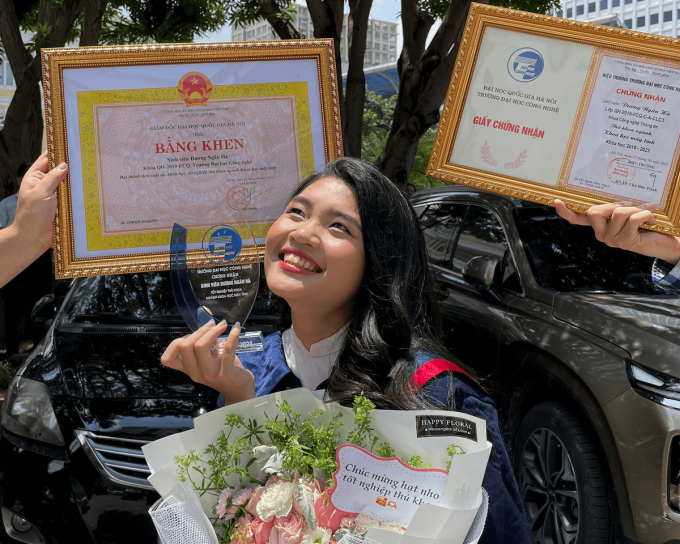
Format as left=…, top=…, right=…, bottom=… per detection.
left=143, top=389, right=492, bottom=544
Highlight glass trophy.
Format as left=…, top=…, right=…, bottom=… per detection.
left=169, top=212, right=264, bottom=353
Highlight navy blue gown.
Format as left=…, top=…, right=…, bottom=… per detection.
left=217, top=331, right=532, bottom=544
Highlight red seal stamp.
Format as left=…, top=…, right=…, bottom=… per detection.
left=607, top=158, right=636, bottom=185
left=226, top=186, right=251, bottom=210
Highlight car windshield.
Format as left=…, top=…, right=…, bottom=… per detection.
left=513, top=206, right=670, bottom=295
left=60, top=268, right=281, bottom=324
left=61, top=272, right=182, bottom=323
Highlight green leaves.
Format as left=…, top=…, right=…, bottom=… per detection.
left=346, top=394, right=379, bottom=452
left=406, top=456, right=432, bottom=469
left=99, top=0, right=230, bottom=45
left=445, top=444, right=466, bottom=471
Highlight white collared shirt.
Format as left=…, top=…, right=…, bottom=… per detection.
left=282, top=323, right=349, bottom=390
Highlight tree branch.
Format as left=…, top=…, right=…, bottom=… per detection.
left=39, top=0, right=87, bottom=47
left=80, top=0, right=109, bottom=46
left=343, top=0, right=372, bottom=157
left=0, top=0, right=31, bottom=87
left=375, top=0, right=481, bottom=186
left=306, top=0, right=346, bottom=148
left=257, top=0, right=301, bottom=39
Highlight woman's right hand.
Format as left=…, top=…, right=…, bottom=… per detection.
left=555, top=199, right=680, bottom=263
left=160, top=320, right=255, bottom=404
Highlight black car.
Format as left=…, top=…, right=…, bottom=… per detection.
left=0, top=271, right=281, bottom=544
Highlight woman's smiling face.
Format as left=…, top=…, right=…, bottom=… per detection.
left=264, top=177, right=365, bottom=317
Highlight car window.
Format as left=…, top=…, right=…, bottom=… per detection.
left=513, top=206, right=669, bottom=295
left=451, top=205, right=521, bottom=292
left=411, top=204, right=427, bottom=219
left=420, top=203, right=467, bottom=267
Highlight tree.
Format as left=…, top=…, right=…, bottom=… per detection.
left=361, top=90, right=443, bottom=191
left=374, top=0, right=558, bottom=189
left=227, top=0, right=558, bottom=188
left=0, top=0, right=228, bottom=355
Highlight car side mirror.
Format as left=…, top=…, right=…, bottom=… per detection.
left=31, top=294, right=57, bottom=329
left=462, top=256, right=501, bottom=288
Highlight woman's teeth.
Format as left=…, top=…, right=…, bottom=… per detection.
left=282, top=253, right=320, bottom=272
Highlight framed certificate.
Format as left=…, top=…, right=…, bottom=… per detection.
left=42, top=40, right=342, bottom=278
left=427, top=3, right=680, bottom=236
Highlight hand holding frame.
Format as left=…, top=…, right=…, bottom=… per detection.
left=555, top=199, right=680, bottom=264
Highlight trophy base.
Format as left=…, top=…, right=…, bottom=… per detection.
left=234, top=331, right=265, bottom=353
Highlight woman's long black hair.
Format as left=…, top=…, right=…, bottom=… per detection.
left=285, top=157, right=474, bottom=410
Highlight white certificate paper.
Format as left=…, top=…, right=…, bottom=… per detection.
left=450, top=27, right=594, bottom=186
left=564, top=52, right=680, bottom=205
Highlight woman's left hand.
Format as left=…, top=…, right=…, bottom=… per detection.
left=160, top=320, right=255, bottom=404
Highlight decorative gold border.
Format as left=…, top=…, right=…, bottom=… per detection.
left=42, top=40, right=343, bottom=278
left=427, top=3, right=680, bottom=236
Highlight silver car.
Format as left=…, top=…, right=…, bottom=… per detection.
left=412, top=185, right=680, bottom=544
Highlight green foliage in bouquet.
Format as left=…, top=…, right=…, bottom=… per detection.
left=264, top=400, right=345, bottom=484
left=174, top=394, right=467, bottom=542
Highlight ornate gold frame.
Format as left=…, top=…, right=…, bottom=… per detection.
left=427, top=3, right=680, bottom=236
left=42, top=40, right=343, bottom=278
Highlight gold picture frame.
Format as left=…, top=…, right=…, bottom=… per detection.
left=42, top=40, right=343, bottom=279
left=427, top=3, right=680, bottom=236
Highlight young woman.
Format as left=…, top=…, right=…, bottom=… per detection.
left=161, top=158, right=532, bottom=544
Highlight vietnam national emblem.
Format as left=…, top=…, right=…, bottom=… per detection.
left=177, top=72, right=213, bottom=106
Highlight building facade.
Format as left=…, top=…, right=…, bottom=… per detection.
left=555, top=0, right=680, bottom=35
left=231, top=8, right=398, bottom=68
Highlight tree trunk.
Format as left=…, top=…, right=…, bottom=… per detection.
left=0, top=0, right=85, bottom=354
left=342, top=0, right=372, bottom=157
left=80, top=0, right=109, bottom=46
left=306, top=0, right=346, bottom=149
left=375, top=0, right=481, bottom=189
left=256, top=0, right=302, bottom=39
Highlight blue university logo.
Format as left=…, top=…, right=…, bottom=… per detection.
left=507, top=48, right=544, bottom=82
left=202, top=225, right=242, bottom=264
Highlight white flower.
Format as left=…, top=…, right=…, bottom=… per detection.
left=256, top=480, right=295, bottom=522
left=262, top=451, right=284, bottom=475
left=301, top=526, right=332, bottom=544
left=251, top=445, right=283, bottom=476
left=252, top=445, right=279, bottom=459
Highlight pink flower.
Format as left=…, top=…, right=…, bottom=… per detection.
left=269, top=511, right=304, bottom=544
left=340, top=515, right=358, bottom=529
left=233, top=488, right=255, bottom=506
left=217, top=487, right=254, bottom=520
left=251, top=516, right=276, bottom=544
left=246, top=485, right=266, bottom=518
left=313, top=490, right=345, bottom=534
left=232, top=515, right=256, bottom=544
left=305, top=478, right=323, bottom=494
left=217, top=489, right=236, bottom=520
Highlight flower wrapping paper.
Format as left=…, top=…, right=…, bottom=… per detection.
left=142, top=389, right=492, bottom=544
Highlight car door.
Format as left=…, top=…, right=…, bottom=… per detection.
left=437, top=204, right=521, bottom=383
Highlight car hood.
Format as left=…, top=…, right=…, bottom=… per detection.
left=49, top=330, right=215, bottom=399
left=553, top=292, right=680, bottom=376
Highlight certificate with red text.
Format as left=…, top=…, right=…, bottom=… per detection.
left=43, top=42, right=342, bottom=278
left=428, top=4, right=680, bottom=236
left=83, top=83, right=313, bottom=251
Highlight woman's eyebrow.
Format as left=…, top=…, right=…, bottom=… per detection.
left=330, top=210, right=362, bottom=232
left=290, top=195, right=313, bottom=208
